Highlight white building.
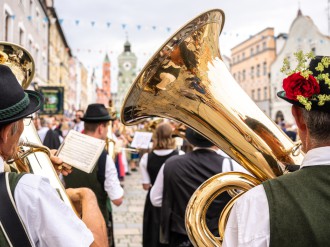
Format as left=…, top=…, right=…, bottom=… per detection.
left=0, top=0, right=49, bottom=87
left=270, top=10, right=330, bottom=124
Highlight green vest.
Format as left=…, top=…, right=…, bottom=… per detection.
left=0, top=172, right=28, bottom=247
left=263, top=166, right=330, bottom=247
left=64, top=158, right=109, bottom=223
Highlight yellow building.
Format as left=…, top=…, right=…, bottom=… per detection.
left=231, top=28, right=276, bottom=116
left=47, top=5, right=72, bottom=114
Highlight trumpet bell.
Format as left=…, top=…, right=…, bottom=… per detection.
left=0, top=41, right=35, bottom=89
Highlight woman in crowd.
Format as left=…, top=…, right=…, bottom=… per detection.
left=140, top=122, right=184, bottom=247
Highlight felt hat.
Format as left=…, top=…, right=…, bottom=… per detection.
left=80, top=103, right=115, bottom=122
left=277, top=55, right=330, bottom=112
left=0, top=64, right=43, bottom=125
left=185, top=128, right=214, bottom=147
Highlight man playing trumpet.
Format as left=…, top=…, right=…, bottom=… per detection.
left=0, top=64, right=107, bottom=246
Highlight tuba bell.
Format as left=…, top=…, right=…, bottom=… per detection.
left=0, top=41, right=75, bottom=212
left=120, top=9, right=305, bottom=246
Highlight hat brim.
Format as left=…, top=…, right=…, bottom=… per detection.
left=0, top=90, right=43, bottom=125
left=277, top=91, right=330, bottom=112
left=80, top=115, right=114, bottom=122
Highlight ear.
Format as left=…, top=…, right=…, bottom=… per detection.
left=291, top=105, right=306, bottom=131
left=0, top=123, right=14, bottom=143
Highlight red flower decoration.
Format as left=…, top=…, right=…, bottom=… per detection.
left=283, top=72, right=320, bottom=100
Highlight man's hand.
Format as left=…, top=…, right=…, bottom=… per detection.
left=50, top=149, right=72, bottom=176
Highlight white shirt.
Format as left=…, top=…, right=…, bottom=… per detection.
left=222, top=146, right=330, bottom=247
left=104, top=155, right=124, bottom=200
left=0, top=158, right=94, bottom=247
left=37, top=127, right=49, bottom=143
left=73, top=121, right=84, bottom=132
left=150, top=148, right=247, bottom=207
left=139, top=149, right=185, bottom=184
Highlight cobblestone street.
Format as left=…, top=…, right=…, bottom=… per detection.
left=112, top=169, right=147, bottom=247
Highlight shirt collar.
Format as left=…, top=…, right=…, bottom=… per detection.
left=0, top=156, right=4, bottom=173
left=301, top=146, right=330, bottom=169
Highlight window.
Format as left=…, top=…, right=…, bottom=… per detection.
left=263, top=41, right=266, bottom=50
left=233, top=73, right=236, bottom=80
left=263, top=62, right=267, bottom=76
left=257, top=88, right=261, bottom=100
left=4, top=11, right=10, bottom=41
left=242, top=69, right=246, bottom=81
left=29, top=0, right=34, bottom=17
left=250, top=48, right=254, bottom=57
left=238, top=71, right=241, bottom=82
left=242, top=52, right=245, bottom=60
left=256, top=45, right=259, bottom=53
left=252, top=89, right=255, bottom=100
left=264, top=86, right=267, bottom=99
left=256, top=64, right=260, bottom=77
left=19, top=28, right=24, bottom=46
left=251, top=66, right=254, bottom=79
left=237, top=55, right=240, bottom=62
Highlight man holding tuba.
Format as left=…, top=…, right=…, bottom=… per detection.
left=0, top=64, right=107, bottom=246
left=223, top=54, right=330, bottom=247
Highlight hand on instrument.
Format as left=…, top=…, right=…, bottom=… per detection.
left=50, top=149, right=72, bottom=176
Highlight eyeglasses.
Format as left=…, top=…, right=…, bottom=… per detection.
left=23, top=116, right=34, bottom=126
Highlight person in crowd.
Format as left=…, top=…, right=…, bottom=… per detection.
left=64, top=103, right=124, bottom=247
left=0, top=64, right=107, bottom=246
left=37, top=116, right=62, bottom=149
left=150, top=128, right=245, bottom=246
left=73, top=109, right=85, bottom=132
left=223, top=54, right=330, bottom=247
left=140, top=122, right=184, bottom=247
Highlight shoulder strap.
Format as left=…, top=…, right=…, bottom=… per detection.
left=0, top=172, right=33, bottom=247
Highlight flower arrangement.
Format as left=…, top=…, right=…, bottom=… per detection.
left=280, top=51, right=330, bottom=110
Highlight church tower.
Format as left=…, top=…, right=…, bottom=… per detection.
left=113, top=38, right=137, bottom=114
left=96, top=53, right=112, bottom=106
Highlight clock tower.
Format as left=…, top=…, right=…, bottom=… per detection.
left=114, top=39, right=137, bottom=114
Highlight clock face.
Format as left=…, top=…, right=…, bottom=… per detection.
left=123, top=61, right=132, bottom=71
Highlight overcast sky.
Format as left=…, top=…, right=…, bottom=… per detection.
left=54, top=0, right=329, bottom=90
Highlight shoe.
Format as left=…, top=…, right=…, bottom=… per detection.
left=131, top=168, right=138, bottom=172
left=125, top=172, right=131, bottom=176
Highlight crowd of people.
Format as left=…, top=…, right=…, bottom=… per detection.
left=1, top=49, right=330, bottom=247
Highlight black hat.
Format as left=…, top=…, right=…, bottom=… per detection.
left=185, top=128, right=214, bottom=147
left=0, top=65, right=43, bottom=125
left=277, top=56, right=330, bottom=112
left=81, top=103, right=114, bottom=122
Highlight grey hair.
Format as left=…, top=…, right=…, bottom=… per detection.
left=301, top=108, right=330, bottom=145
left=11, top=121, right=19, bottom=135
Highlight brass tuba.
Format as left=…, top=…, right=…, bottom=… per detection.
left=120, top=9, right=304, bottom=246
left=0, top=41, right=75, bottom=211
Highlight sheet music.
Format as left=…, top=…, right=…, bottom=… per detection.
left=57, top=130, right=105, bottom=173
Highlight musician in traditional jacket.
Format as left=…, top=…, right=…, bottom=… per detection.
left=64, top=103, right=124, bottom=246
left=223, top=54, right=330, bottom=247
left=150, top=128, right=244, bottom=246
left=0, top=64, right=107, bottom=246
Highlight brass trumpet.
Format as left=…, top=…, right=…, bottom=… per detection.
left=1, top=41, right=76, bottom=212
left=120, top=9, right=304, bottom=246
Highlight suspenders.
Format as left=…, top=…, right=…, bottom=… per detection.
left=0, top=173, right=33, bottom=247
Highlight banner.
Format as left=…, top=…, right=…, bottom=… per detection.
left=39, top=86, right=64, bottom=115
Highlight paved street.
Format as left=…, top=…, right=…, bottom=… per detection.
left=112, top=169, right=147, bottom=247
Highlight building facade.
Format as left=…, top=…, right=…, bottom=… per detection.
left=0, top=0, right=49, bottom=87
left=270, top=10, right=330, bottom=124
left=114, top=40, right=137, bottom=114
left=230, top=28, right=277, bottom=116
left=46, top=3, right=72, bottom=114
left=96, top=54, right=112, bottom=107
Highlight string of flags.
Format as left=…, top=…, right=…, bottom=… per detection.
left=8, top=14, right=330, bottom=44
